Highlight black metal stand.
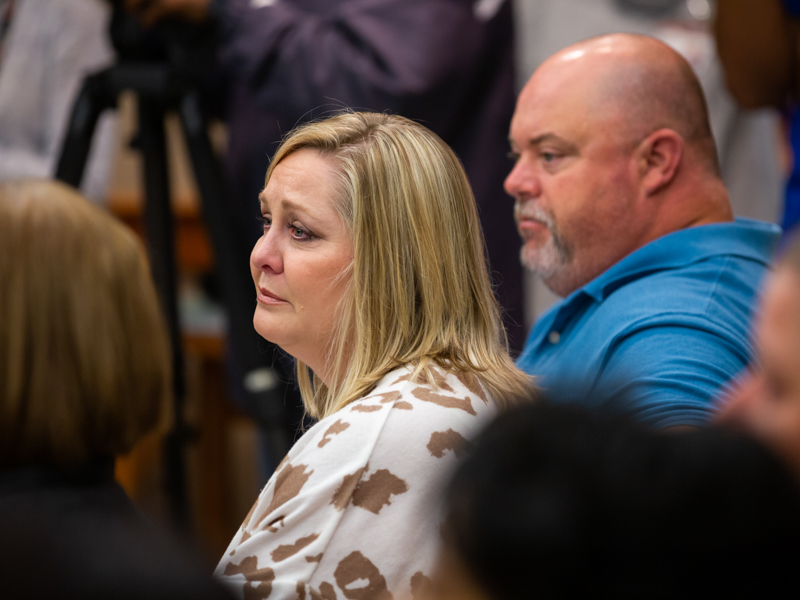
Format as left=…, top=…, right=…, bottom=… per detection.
left=55, top=60, right=294, bottom=531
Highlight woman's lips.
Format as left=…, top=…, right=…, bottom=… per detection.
left=257, top=286, right=289, bottom=305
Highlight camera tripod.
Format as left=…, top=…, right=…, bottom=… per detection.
left=55, top=14, right=295, bottom=531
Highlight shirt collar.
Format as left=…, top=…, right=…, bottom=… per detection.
left=578, top=218, right=781, bottom=303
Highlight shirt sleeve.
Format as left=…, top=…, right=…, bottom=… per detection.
left=594, top=323, right=751, bottom=429
left=215, top=0, right=492, bottom=119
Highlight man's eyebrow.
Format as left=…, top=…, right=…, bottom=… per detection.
left=508, top=133, right=576, bottom=151
left=528, top=133, right=575, bottom=148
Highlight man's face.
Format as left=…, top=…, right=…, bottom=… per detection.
left=719, top=267, right=800, bottom=474
left=504, top=63, right=642, bottom=297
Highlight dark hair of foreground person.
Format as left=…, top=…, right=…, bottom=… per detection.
left=441, top=403, right=800, bottom=599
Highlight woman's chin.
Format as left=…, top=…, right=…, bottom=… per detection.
left=252, top=316, right=284, bottom=347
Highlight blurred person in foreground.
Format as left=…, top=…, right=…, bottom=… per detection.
left=718, top=234, right=800, bottom=478
left=213, top=112, right=534, bottom=599
left=715, top=0, right=800, bottom=236
left=508, top=33, right=781, bottom=428
left=430, top=403, right=800, bottom=600
left=0, top=180, right=230, bottom=599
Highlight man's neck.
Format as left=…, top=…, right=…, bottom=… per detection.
left=640, top=175, right=733, bottom=248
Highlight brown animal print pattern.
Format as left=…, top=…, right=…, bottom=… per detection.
left=215, top=365, right=497, bottom=600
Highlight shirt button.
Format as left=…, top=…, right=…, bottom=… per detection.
left=548, top=331, right=561, bottom=344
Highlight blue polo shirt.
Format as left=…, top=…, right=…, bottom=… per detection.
left=517, top=219, right=781, bottom=428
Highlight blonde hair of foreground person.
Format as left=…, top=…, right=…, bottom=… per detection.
left=266, top=112, right=535, bottom=420
left=0, top=180, right=171, bottom=468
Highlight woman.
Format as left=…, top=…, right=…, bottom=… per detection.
left=215, top=112, right=533, bottom=599
left=0, top=180, right=230, bottom=599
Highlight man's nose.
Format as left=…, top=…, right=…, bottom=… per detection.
left=504, top=159, right=540, bottom=200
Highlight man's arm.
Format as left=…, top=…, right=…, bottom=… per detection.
left=596, top=324, right=750, bottom=429
left=714, top=0, right=800, bottom=108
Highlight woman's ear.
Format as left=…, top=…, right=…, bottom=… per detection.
left=636, top=128, right=684, bottom=196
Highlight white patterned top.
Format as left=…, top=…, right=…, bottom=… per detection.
left=215, top=364, right=498, bottom=600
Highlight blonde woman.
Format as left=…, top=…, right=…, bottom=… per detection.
left=215, top=112, right=534, bottom=599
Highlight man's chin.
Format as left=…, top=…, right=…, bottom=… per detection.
left=521, top=243, right=571, bottom=279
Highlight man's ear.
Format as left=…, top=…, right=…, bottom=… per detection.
left=636, top=129, right=684, bottom=196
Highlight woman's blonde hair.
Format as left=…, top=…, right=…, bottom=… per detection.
left=266, top=112, right=534, bottom=419
left=0, top=180, right=171, bottom=467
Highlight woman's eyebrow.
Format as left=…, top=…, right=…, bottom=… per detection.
left=279, top=199, right=308, bottom=214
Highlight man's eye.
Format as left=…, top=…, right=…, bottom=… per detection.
left=542, top=152, right=557, bottom=162
left=507, top=151, right=520, bottom=161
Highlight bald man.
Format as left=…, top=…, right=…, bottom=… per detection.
left=508, top=34, right=781, bottom=428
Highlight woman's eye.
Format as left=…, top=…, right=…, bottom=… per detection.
left=290, top=225, right=313, bottom=240
left=261, top=215, right=272, bottom=228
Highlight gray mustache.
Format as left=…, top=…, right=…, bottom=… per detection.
left=514, top=201, right=555, bottom=229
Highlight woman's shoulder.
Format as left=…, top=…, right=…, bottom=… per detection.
left=349, top=364, right=498, bottom=457
left=291, top=365, right=497, bottom=465
left=363, top=363, right=495, bottom=416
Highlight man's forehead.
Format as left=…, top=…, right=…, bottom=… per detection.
left=509, top=90, right=589, bottom=148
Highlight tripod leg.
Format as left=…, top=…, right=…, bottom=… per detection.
left=137, top=97, right=190, bottom=532
left=177, top=90, right=294, bottom=464
left=55, top=70, right=115, bottom=188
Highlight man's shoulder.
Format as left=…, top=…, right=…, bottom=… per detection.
left=589, top=218, right=778, bottom=322
left=599, top=249, right=768, bottom=330
left=520, top=240, right=769, bottom=367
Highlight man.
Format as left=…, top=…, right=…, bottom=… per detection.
left=514, top=0, right=784, bottom=323
left=718, top=235, right=800, bottom=477
left=507, top=34, right=781, bottom=428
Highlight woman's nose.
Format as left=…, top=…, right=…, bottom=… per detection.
left=251, top=229, right=284, bottom=275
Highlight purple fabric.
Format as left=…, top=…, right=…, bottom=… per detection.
left=217, top=0, right=525, bottom=351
